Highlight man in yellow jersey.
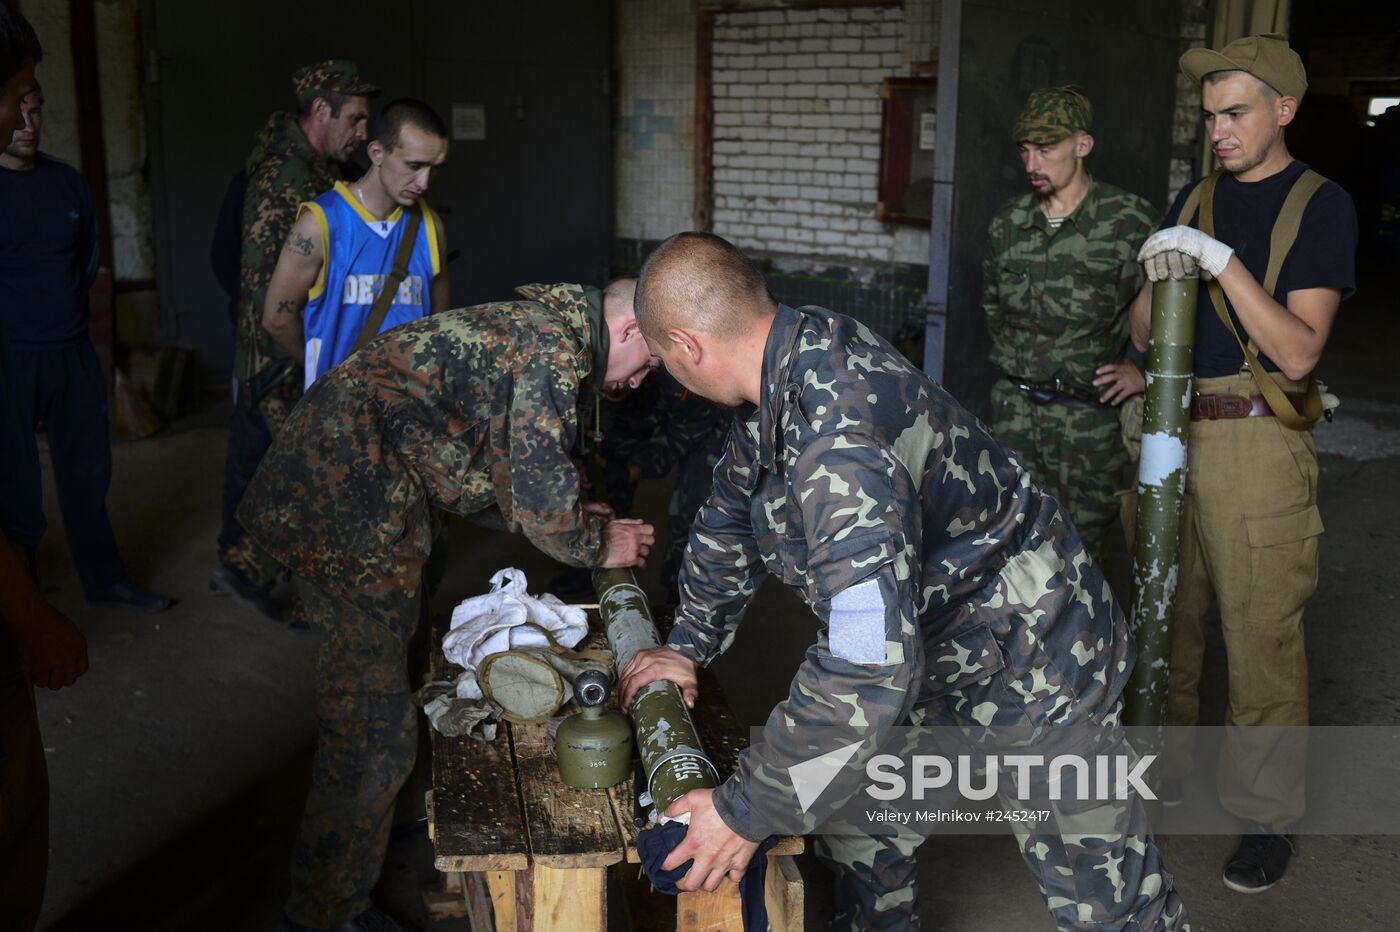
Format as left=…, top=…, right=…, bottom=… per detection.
left=263, top=98, right=450, bottom=385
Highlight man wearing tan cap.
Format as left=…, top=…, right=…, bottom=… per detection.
left=1131, top=33, right=1357, bottom=894
left=981, top=85, right=1158, bottom=565
left=215, top=60, right=379, bottom=624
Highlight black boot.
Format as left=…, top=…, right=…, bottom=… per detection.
left=1222, top=828, right=1294, bottom=893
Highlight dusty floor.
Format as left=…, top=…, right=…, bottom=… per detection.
left=27, top=262, right=1400, bottom=932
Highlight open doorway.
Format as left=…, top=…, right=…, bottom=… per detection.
left=1288, top=0, right=1400, bottom=403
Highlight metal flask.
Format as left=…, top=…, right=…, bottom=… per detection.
left=555, top=669, right=633, bottom=789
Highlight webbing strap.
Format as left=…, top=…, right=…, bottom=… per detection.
left=352, top=204, right=423, bottom=353
left=1195, top=169, right=1324, bottom=430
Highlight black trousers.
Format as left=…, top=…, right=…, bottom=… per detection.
left=216, top=380, right=280, bottom=585
left=5, top=341, right=124, bottom=595
left=218, top=381, right=269, bottom=557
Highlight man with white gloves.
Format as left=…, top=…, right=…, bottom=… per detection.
left=1130, top=33, right=1356, bottom=895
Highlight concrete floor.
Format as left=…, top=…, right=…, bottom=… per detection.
left=28, top=261, right=1400, bottom=932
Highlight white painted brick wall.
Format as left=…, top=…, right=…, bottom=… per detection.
left=711, top=5, right=909, bottom=265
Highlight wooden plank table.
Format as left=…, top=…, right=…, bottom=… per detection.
left=426, top=609, right=803, bottom=931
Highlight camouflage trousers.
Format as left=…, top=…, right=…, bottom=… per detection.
left=815, top=703, right=1190, bottom=931
left=285, top=581, right=421, bottom=928
left=989, top=380, right=1128, bottom=563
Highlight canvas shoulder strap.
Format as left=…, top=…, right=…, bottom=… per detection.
left=1196, top=169, right=1326, bottom=430
left=353, top=204, right=423, bottom=353
left=1177, top=171, right=1212, bottom=227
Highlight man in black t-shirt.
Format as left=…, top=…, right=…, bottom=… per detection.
left=1131, top=34, right=1357, bottom=895
left=0, top=84, right=172, bottom=613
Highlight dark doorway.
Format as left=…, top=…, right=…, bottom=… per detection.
left=1289, top=0, right=1400, bottom=403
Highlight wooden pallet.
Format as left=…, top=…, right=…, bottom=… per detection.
left=426, top=610, right=803, bottom=931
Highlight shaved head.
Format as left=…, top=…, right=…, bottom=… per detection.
left=603, top=275, right=638, bottom=319
left=634, top=232, right=776, bottom=344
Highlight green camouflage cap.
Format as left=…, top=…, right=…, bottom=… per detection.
left=1013, top=85, right=1093, bottom=145
left=291, top=59, right=380, bottom=108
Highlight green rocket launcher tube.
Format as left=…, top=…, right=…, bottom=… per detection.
left=593, top=567, right=718, bottom=814
left=1123, top=273, right=1198, bottom=728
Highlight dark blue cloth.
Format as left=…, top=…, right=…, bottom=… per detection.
left=218, top=379, right=273, bottom=564
left=3, top=341, right=124, bottom=593
left=636, top=820, right=780, bottom=931
left=0, top=154, right=99, bottom=349
left=210, top=169, right=247, bottom=322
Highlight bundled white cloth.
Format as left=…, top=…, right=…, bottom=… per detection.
left=441, top=567, right=589, bottom=674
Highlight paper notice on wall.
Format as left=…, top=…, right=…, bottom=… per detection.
left=453, top=104, right=486, bottom=141
left=919, top=111, right=937, bottom=151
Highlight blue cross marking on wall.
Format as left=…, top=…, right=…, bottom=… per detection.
left=621, top=99, right=675, bottom=150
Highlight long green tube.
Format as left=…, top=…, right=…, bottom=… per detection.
left=593, top=567, right=718, bottom=813
left=1123, top=275, right=1199, bottom=728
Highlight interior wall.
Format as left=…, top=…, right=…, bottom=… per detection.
left=613, top=0, right=940, bottom=347
left=613, top=0, right=697, bottom=242
left=143, top=0, right=611, bottom=375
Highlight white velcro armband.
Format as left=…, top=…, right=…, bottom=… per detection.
left=828, top=577, right=888, bottom=664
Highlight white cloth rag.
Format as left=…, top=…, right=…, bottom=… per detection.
left=441, top=567, right=589, bottom=675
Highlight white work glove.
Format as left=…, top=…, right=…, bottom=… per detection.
left=1137, top=225, right=1234, bottom=282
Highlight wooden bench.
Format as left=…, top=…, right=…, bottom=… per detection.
left=425, top=609, right=804, bottom=931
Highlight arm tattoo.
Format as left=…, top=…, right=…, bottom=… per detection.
left=287, top=232, right=315, bottom=256
left=274, top=299, right=299, bottom=316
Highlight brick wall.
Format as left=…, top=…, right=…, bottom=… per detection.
left=710, top=5, right=904, bottom=263
left=612, top=1, right=939, bottom=345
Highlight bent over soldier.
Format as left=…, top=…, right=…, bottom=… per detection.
left=619, top=233, right=1189, bottom=931
left=241, top=280, right=657, bottom=932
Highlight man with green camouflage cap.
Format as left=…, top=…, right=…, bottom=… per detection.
left=980, top=85, right=1159, bottom=563
left=1131, top=33, right=1356, bottom=895
left=213, top=59, right=378, bottom=621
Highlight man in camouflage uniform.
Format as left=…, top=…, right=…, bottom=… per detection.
left=214, top=60, right=378, bottom=618
left=601, top=368, right=729, bottom=602
left=619, top=233, right=1188, bottom=931
left=980, top=86, right=1159, bottom=561
left=240, top=280, right=658, bottom=932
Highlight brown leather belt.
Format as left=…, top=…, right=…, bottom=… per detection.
left=1189, top=391, right=1307, bottom=420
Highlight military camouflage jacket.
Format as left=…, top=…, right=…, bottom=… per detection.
left=666, top=305, right=1131, bottom=840
left=980, top=178, right=1159, bottom=385
left=239, top=283, right=610, bottom=612
left=234, top=111, right=341, bottom=381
